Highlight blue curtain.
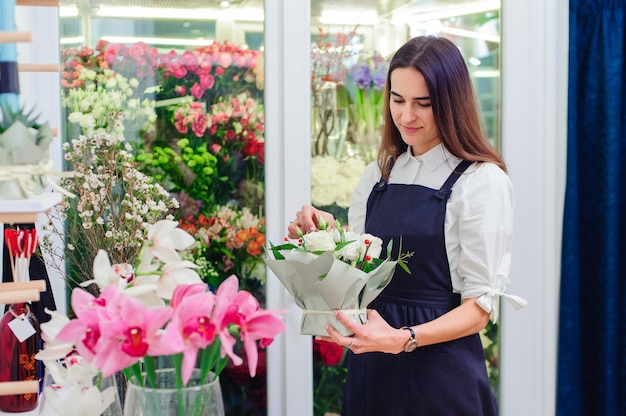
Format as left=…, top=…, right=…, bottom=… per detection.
left=558, top=1, right=626, bottom=415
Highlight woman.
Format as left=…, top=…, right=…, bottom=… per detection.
left=288, top=36, right=525, bottom=415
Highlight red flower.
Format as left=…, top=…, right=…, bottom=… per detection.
left=313, top=339, right=345, bottom=367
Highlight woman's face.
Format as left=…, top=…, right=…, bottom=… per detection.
left=389, top=67, right=440, bottom=156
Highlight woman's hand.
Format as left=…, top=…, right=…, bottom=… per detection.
left=287, top=205, right=336, bottom=239
left=316, top=309, right=407, bottom=355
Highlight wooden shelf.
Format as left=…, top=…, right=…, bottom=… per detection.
left=16, top=0, right=59, bottom=6
left=0, top=193, right=63, bottom=224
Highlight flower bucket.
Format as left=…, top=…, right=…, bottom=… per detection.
left=123, top=369, right=224, bottom=416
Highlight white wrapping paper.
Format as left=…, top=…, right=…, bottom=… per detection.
left=265, top=249, right=398, bottom=336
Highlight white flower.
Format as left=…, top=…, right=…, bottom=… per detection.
left=43, top=382, right=116, bottom=416
left=147, top=220, right=196, bottom=263
left=333, top=231, right=383, bottom=263
left=153, top=260, right=202, bottom=300
left=35, top=308, right=73, bottom=361
left=302, top=230, right=336, bottom=252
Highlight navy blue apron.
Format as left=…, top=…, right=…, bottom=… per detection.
left=342, top=160, right=498, bottom=416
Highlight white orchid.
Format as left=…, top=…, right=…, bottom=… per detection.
left=35, top=308, right=73, bottom=361
left=43, top=381, right=117, bottom=416
left=147, top=219, right=196, bottom=263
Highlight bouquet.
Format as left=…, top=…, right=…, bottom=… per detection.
left=265, top=219, right=411, bottom=336
left=36, top=220, right=286, bottom=416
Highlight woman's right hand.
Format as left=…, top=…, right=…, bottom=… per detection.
left=287, top=205, right=336, bottom=239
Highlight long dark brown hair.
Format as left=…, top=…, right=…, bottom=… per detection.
left=378, top=36, right=506, bottom=179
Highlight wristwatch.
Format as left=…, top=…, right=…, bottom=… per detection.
left=401, top=326, right=418, bottom=352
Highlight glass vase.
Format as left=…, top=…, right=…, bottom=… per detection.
left=0, top=303, right=40, bottom=412
left=123, top=369, right=225, bottom=416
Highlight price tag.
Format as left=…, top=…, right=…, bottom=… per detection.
left=8, top=314, right=36, bottom=343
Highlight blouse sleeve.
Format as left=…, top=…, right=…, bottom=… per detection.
left=347, top=161, right=380, bottom=234
left=450, top=163, right=527, bottom=323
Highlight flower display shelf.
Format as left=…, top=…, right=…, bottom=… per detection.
left=0, top=195, right=59, bottom=415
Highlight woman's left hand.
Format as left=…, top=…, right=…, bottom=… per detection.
left=317, top=309, right=407, bottom=354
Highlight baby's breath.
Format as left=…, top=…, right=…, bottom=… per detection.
left=41, top=132, right=178, bottom=288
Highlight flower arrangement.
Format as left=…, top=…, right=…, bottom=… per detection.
left=155, top=40, right=263, bottom=104
left=179, top=204, right=266, bottom=295
left=62, top=66, right=156, bottom=141
left=61, top=40, right=160, bottom=96
left=350, top=51, right=388, bottom=152
left=0, top=103, right=56, bottom=199
left=310, top=26, right=359, bottom=158
left=265, top=218, right=412, bottom=336
left=311, top=26, right=358, bottom=90
left=136, top=92, right=265, bottom=216
left=310, top=155, right=366, bottom=209
left=58, top=38, right=268, bottom=413
left=40, top=133, right=179, bottom=289
left=36, top=220, right=285, bottom=416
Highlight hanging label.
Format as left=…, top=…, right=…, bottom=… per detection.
left=8, top=314, right=36, bottom=343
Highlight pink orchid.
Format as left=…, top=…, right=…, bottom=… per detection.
left=93, top=290, right=178, bottom=377
left=165, top=283, right=217, bottom=384
left=212, top=275, right=286, bottom=377
left=56, top=286, right=121, bottom=362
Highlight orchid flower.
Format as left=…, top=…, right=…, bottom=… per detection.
left=164, top=283, right=218, bottom=384
left=146, top=219, right=196, bottom=263
left=153, top=259, right=202, bottom=300
left=35, top=308, right=74, bottom=361
left=211, top=275, right=286, bottom=377
left=92, top=289, right=179, bottom=377
left=43, top=381, right=117, bottom=416
left=80, top=250, right=136, bottom=291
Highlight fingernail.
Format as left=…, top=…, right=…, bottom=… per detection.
left=310, top=226, right=317, bottom=232
left=333, top=310, right=339, bottom=317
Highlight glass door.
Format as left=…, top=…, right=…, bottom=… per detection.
left=309, top=2, right=502, bottom=414
left=58, top=2, right=268, bottom=415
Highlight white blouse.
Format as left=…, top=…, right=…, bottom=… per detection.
left=348, top=143, right=526, bottom=322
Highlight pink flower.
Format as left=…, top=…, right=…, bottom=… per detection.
left=165, top=283, right=217, bottom=384
left=212, top=275, right=285, bottom=377
left=56, top=286, right=121, bottom=361
left=93, top=290, right=177, bottom=377
left=191, top=83, right=205, bottom=99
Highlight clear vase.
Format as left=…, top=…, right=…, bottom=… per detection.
left=123, top=369, right=225, bottom=416
left=312, top=81, right=348, bottom=158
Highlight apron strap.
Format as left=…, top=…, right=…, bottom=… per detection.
left=435, top=160, right=473, bottom=200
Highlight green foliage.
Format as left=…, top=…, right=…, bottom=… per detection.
left=0, top=103, right=42, bottom=132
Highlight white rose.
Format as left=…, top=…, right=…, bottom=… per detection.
left=302, top=230, right=336, bottom=252
left=310, top=156, right=341, bottom=186
left=311, top=184, right=338, bottom=207
left=336, top=231, right=361, bottom=260
left=333, top=176, right=357, bottom=208
left=360, top=234, right=383, bottom=259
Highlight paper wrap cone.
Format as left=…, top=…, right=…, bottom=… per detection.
left=265, top=249, right=397, bottom=336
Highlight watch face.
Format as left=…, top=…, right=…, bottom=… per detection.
left=404, top=339, right=418, bottom=353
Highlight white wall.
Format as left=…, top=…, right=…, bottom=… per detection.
left=13, top=4, right=65, bottom=315
left=499, top=0, right=568, bottom=415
